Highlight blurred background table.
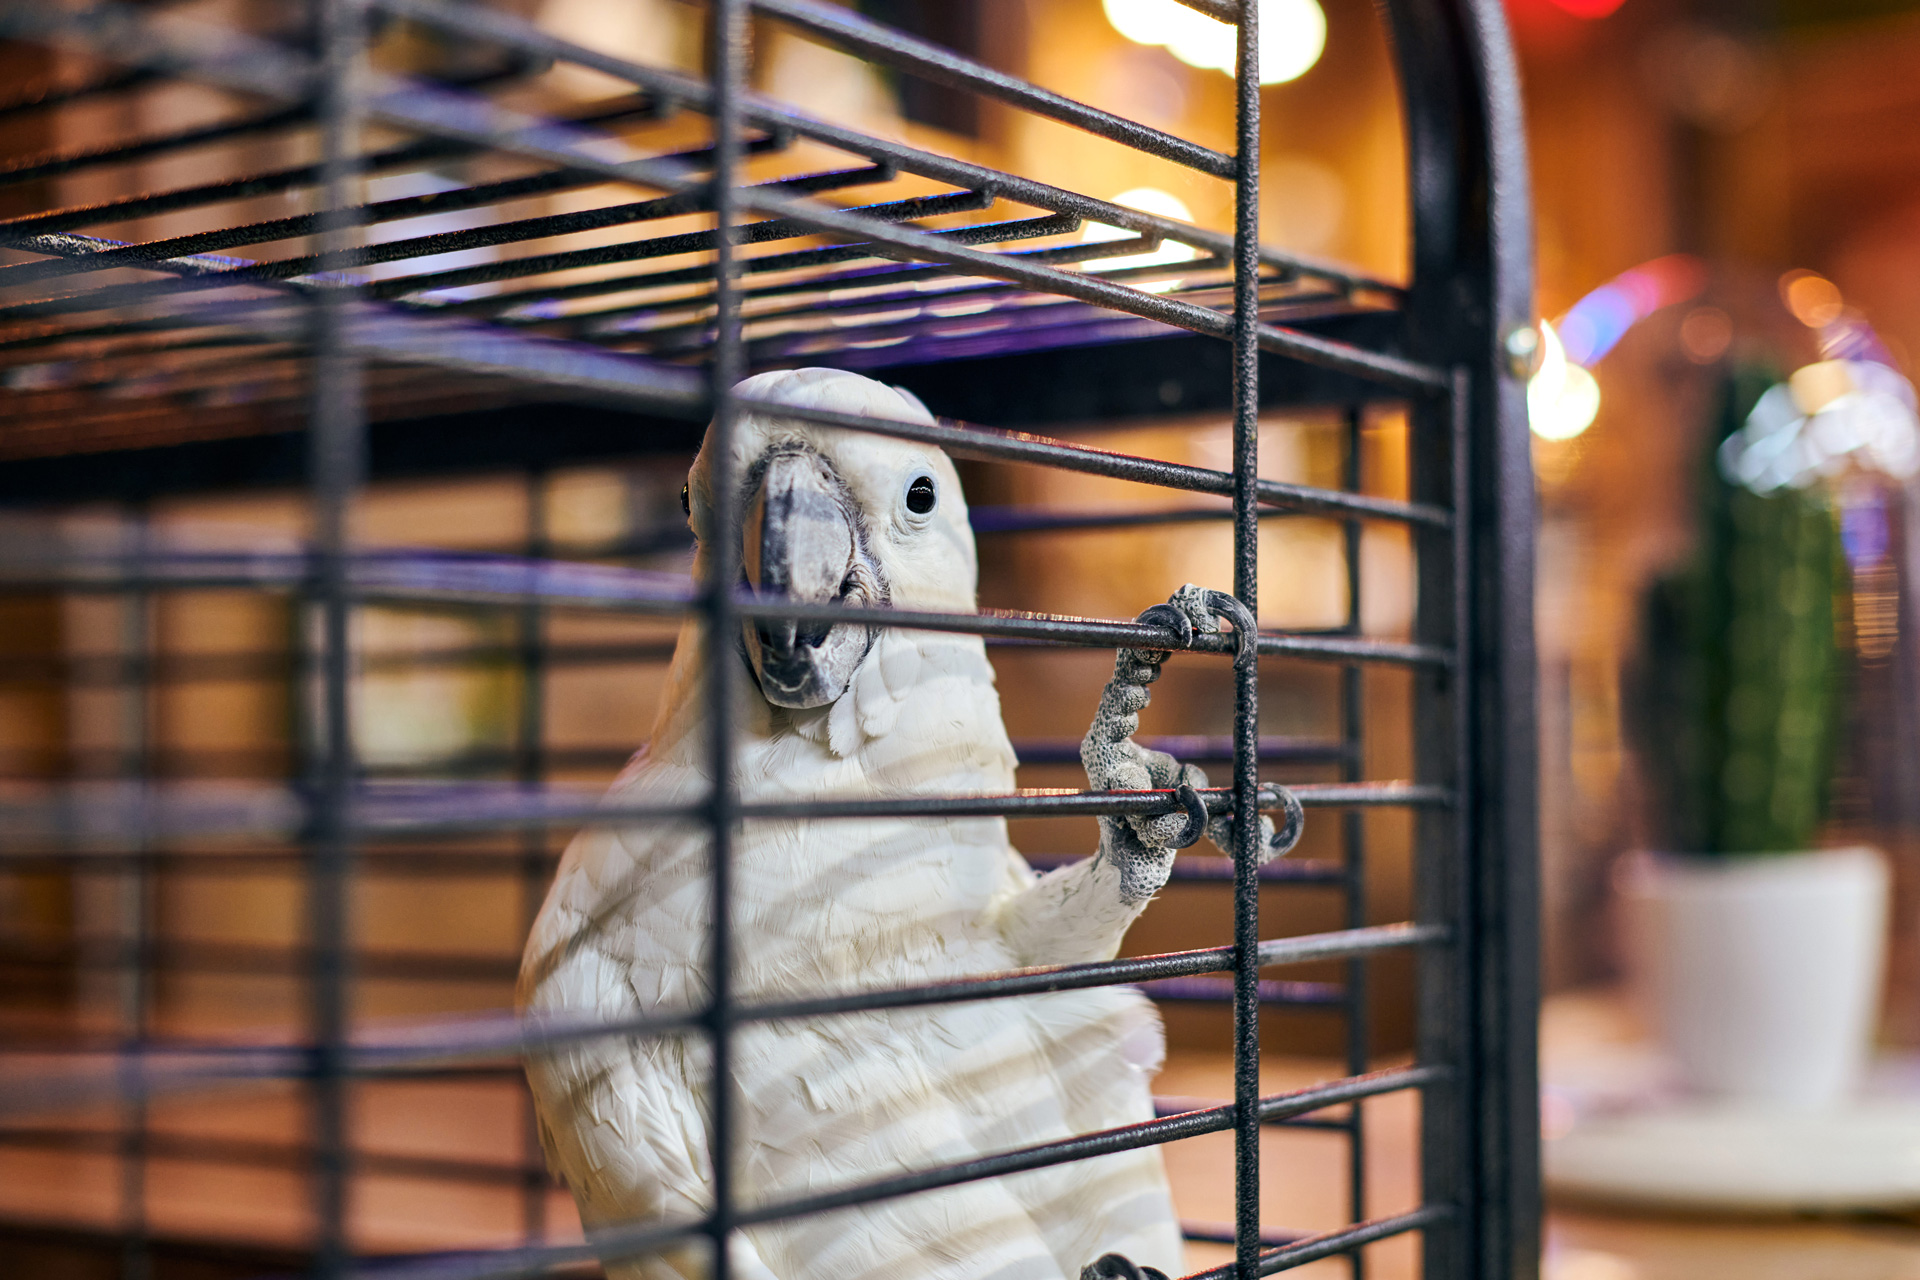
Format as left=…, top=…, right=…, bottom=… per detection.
left=1538, top=989, right=1920, bottom=1280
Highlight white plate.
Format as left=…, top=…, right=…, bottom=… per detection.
left=1546, top=1099, right=1920, bottom=1211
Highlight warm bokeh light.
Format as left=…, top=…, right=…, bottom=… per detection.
left=1102, top=0, right=1326, bottom=85
left=1679, top=306, right=1734, bottom=364
left=1082, top=187, right=1200, bottom=289
left=1529, top=320, right=1602, bottom=441
left=1781, top=269, right=1845, bottom=328
left=1789, top=359, right=1855, bottom=416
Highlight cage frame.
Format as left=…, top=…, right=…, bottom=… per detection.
left=0, top=1, right=1538, bottom=1278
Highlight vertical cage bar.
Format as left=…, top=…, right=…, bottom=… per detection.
left=115, top=505, right=153, bottom=1280
left=1341, top=408, right=1369, bottom=1280
left=1407, top=367, right=1468, bottom=1280
left=1450, top=374, right=1477, bottom=1280
left=1230, top=3, right=1264, bottom=1277
left=705, top=2, right=749, bottom=1277
left=516, top=468, right=552, bottom=1245
left=1411, top=382, right=1464, bottom=1280
left=307, top=0, right=367, bottom=1274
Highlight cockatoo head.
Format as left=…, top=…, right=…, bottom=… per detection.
left=685, top=368, right=977, bottom=709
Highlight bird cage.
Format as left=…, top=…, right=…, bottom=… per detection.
left=0, top=1, right=1536, bottom=1278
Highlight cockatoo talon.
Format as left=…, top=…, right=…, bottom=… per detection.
left=1088, top=585, right=1260, bottom=867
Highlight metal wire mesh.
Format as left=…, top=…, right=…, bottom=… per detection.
left=0, top=1, right=1539, bottom=1277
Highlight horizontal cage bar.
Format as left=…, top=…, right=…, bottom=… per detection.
left=0, top=781, right=1449, bottom=848
left=308, top=1066, right=1442, bottom=1280
left=0, top=926, right=1444, bottom=1119
left=1183, top=1205, right=1453, bottom=1279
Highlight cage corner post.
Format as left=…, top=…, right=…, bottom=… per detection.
left=1387, top=0, right=1540, bottom=1277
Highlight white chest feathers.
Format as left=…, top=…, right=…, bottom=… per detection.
left=761, top=628, right=1018, bottom=797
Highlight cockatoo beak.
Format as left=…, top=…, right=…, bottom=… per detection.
left=740, top=446, right=881, bottom=708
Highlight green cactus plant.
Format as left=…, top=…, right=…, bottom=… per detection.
left=1636, top=369, right=1843, bottom=854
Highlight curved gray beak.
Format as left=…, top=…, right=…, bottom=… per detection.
left=740, top=448, right=872, bottom=708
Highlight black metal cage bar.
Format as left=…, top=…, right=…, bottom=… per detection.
left=0, top=1, right=1536, bottom=1277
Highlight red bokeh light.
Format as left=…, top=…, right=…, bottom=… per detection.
left=1545, top=0, right=1626, bottom=16
left=1503, top=0, right=1628, bottom=56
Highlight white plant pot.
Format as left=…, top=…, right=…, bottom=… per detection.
left=1620, top=846, right=1890, bottom=1110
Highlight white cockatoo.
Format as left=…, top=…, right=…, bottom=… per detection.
left=519, top=368, right=1287, bottom=1280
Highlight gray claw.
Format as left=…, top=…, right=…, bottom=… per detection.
left=1201, top=588, right=1259, bottom=673
left=1169, top=782, right=1208, bottom=849
left=1133, top=601, right=1193, bottom=652
left=1267, top=784, right=1305, bottom=856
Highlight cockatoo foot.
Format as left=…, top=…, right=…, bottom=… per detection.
left=1082, top=585, right=1301, bottom=904
left=1079, top=1253, right=1171, bottom=1280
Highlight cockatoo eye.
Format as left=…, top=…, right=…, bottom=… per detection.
left=905, top=474, right=937, bottom=517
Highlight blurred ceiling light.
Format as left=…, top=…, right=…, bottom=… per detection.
left=1083, top=187, right=1200, bottom=290
left=1528, top=320, right=1601, bottom=441
left=1781, top=270, right=1845, bottom=328
left=1557, top=254, right=1707, bottom=366
left=1102, top=0, right=1326, bottom=85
